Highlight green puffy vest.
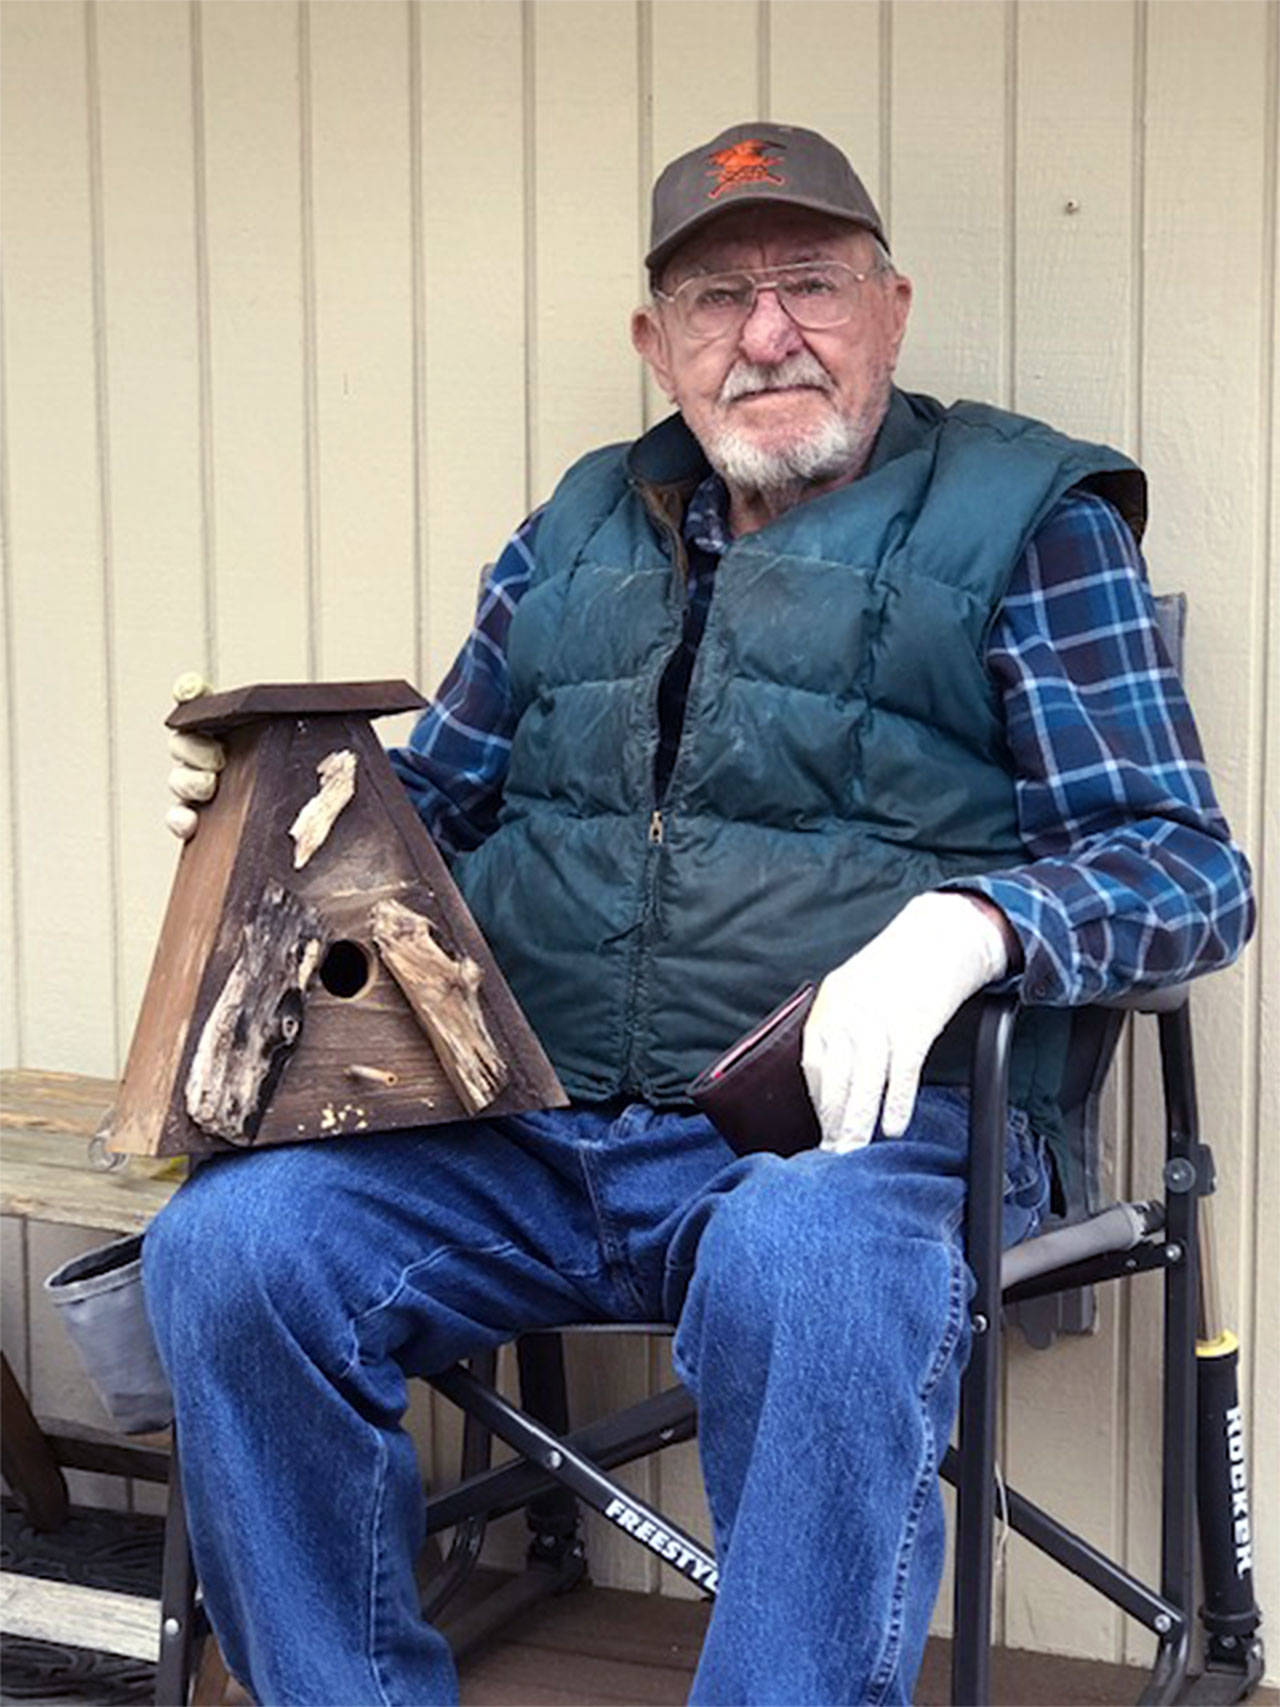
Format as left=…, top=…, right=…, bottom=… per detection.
left=454, top=389, right=1145, bottom=1150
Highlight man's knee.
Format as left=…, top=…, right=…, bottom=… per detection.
left=678, top=1155, right=966, bottom=1387
left=143, top=1149, right=344, bottom=1360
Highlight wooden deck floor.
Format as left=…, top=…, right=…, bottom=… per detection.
left=453, top=1577, right=1270, bottom=1707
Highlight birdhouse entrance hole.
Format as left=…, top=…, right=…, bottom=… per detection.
left=319, top=939, right=372, bottom=999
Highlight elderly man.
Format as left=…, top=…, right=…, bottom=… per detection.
left=148, top=123, right=1253, bottom=1706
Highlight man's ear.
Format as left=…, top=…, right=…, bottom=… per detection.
left=886, top=272, right=913, bottom=363
left=632, top=305, right=677, bottom=401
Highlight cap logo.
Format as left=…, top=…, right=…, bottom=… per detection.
left=706, top=139, right=785, bottom=200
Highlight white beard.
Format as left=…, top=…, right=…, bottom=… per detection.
left=710, top=411, right=869, bottom=493
left=704, top=353, right=889, bottom=499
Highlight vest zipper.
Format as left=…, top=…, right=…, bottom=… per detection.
left=621, top=494, right=698, bottom=1092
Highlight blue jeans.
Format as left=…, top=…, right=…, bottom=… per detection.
left=143, top=1088, right=1048, bottom=1706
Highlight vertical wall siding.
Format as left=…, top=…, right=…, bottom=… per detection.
left=1, top=0, right=1275, bottom=1669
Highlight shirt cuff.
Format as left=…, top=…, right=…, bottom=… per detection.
left=938, top=873, right=1090, bottom=1005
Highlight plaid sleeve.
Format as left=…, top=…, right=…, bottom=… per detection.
left=942, top=490, right=1255, bottom=1004
left=386, top=508, right=543, bottom=858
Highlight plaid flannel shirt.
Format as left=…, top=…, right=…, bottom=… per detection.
left=389, top=479, right=1254, bottom=1006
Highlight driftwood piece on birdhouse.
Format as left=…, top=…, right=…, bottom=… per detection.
left=370, top=898, right=507, bottom=1113
left=184, top=880, right=326, bottom=1145
left=289, top=749, right=357, bottom=869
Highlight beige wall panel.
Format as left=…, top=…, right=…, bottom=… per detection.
left=530, top=1, right=643, bottom=499
left=642, top=1, right=759, bottom=427
left=1, top=519, right=20, bottom=1066
left=1012, top=1, right=1136, bottom=439
left=1125, top=0, right=1273, bottom=1662
left=1, top=0, right=116, bottom=1077
left=308, top=0, right=417, bottom=685
left=472, top=1345, right=531, bottom=1575
left=567, top=1332, right=657, bottom=1592
left=1003, top=1069, right=1129, bottom=1660
left=417, top=0, right=527, bottom=694
left=93, top=1, right=206, bottom=1054
left=889, top=0, right=1010, bottom=407
left=650, top=1338, right=711, bottom=1602
left=201, top=0, right=310, bottom=688
left=1003, top=1300, right=1127, bottom=1660
left=425, top=1348, right=525, bottom=1577
left=648, top=2, right=759, bottom=226
left=1002, top=2, right=1137, bottom=1660
left=769, top=2, right=882, bottom=207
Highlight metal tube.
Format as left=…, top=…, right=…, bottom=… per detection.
left=1156, top=1004, right=1199, bottom=1694
left=951, top=993, right=1017, bottom=1707
left=154, top=1441, right=199, bottom=1707
left=431, top=1362, right=719, bottom=1596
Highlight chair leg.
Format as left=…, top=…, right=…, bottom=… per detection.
left=517, top=1333, right=584, bottom=1569
left=426, top=1339, right=586, bottom=1667
left=0, top=1352, right=70, bottom=1532
left=421, top=1347, right=499, bottom=1623
left=155, top=1438, right=200, bottom=1707
left=951, top=995, right=1017, bottom=1707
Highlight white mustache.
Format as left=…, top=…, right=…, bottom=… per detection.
left=719, top=353, right=835, bottom=404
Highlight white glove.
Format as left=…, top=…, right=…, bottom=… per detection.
left=801, top=891, right=1012, bottom=1153
left=165, top=673, right=225, bottom=841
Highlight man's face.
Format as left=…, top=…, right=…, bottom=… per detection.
left=632, top=207, right=912, bottom=500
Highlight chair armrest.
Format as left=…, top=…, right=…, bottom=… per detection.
left=1095, top=982, right=1189, bottom=1015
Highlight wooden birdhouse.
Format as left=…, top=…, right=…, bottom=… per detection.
left=105, top=681, right=566, bottom=1157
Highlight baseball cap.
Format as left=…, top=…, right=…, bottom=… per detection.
left=646, top=122, right=888, bottom=278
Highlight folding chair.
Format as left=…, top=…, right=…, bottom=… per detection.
left=152, top=599, right=1265, bottom=1706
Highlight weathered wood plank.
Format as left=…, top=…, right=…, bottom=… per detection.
left=167, top=680, right=425, bottom=734
left=0, top=1125, right=176, bottom=1234
left=1, top=1069, right=117, bottom=1134
left=0, top=1570, right=160, bottom=1662
left=0, top=1160, right=171, bottom=1235
left=105, top=721, right=266, bottom=1156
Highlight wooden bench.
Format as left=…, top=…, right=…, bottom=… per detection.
left=1, top=1068, right=180, bottom=1668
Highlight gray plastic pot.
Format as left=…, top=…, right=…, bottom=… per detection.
left=44, top=1233, right=174, bottom=1435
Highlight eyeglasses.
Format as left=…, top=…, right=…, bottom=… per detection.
left=653, top=260, right=882, bottom=341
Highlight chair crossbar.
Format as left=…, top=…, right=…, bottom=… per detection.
left=1002, top=1231, right=1176, bottom=1306
left=430, top=1363, right=719, bottom=1596
left=938, top=1447, right=1185, bottom=1637
left=426, top=1382, right=696, bottom=1533
left=1000, top=1200, right=1163, bottom=1289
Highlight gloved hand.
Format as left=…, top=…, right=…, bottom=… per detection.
left=165, top=671, right=225, bottom=841
left=801, top=891, right=1014, bottom=1153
